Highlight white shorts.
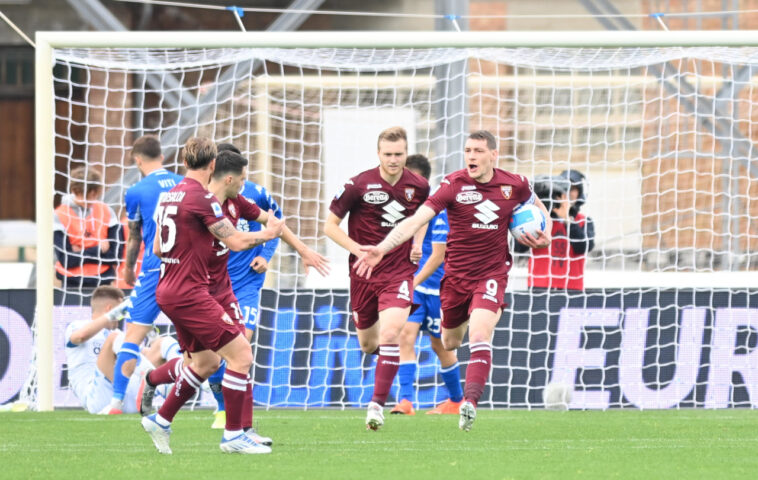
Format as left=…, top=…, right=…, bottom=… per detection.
left=80, top=354, right=155, bottom=414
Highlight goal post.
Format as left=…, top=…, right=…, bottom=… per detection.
left=31, top=30, right=758, bottom=411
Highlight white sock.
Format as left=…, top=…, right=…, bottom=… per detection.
left=224, top=429, right=243, bottom=440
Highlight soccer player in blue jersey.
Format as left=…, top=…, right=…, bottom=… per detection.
left=102, top=135, right=183, bottom=414
left=206, top=143, right=283, bottom=429
left=390, top=154, right=464, bottom=416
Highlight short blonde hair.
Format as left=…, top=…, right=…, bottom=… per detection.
left=183, top=137, right=217, bottom=170
left=377, top=126, right=408, bottom=151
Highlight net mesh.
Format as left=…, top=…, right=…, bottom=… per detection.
left=23, top=46, right=758, bottom=410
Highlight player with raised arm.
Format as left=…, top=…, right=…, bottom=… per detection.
left=104, top=135, right=182, bottom=415
left=391, top=154, right=463, bottom=416
left=354, top=130, right=552, bottom=431
left=65, top=286, right=181, bottom=414
left=206, top=143, right=283, bottom=430
left=324, top=127, right=430, bottom=430
left=140, top=150, right=328, bottom=447
left=140, top=137, right=284, bottom=455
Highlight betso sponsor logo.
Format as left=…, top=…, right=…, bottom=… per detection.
left=363, top=191, right=389, bottom=204
left=456, top=191, right=483, bottom=204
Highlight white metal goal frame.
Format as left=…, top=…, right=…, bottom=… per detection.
left=34, top=30, right=758, bottom=411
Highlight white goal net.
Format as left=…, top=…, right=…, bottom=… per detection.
left=24, top=36, right=758, bottom=411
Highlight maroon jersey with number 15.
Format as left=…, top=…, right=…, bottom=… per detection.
left=425, top=168, right=533, bottom=280
left=155, top=177, right=226, bottom=305
left=329, top=166, right=429, bottom=283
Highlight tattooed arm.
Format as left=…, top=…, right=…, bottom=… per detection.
left=123, top=220, right=142, bottom=286
left=207, top=210, right=284, bottom=252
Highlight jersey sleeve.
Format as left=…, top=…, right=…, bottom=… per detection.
left=255, top=186, right=282, bottom=261
left=329, top=179, right=360, bottom=219
left=237, top=196, right=263, bottom=221
left=516, top=175, right=536, bottom=205
left=430, top=211, right=449, bottom=244
left=424, top=177, right=455, bottom=214
left=64, top=320, right=86, bottom=348
left=124, top=187, right=141, bottom=223
left=191, top=192, right=226, bottom=228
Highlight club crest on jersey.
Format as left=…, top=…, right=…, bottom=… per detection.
left=501, top=185, right=513, bottom=199
left=363, top=191, right=389, bottom=204
left=456, top=191, right=483, bottom=204
left=404, top=188, right=415, bottom=202
left=228, top=203, right=236, bottom=218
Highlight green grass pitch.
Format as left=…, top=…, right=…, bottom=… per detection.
left=2, top=408, right=757, bottom=479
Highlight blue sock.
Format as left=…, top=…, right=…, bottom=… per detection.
left=208, top=360, right=226, bottom=411
left=440, top=362, right=463, bottom=402
left=112, top=342, right=140, bottom=402
left=397, top=362, right=417, bottom=402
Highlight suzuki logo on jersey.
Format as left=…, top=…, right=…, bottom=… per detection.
left=381, top=200, right=406, bottom=227
left=456, top=191, right=483, bottom=204
left=473, top=200, right=500, bottom=230
left=363, top=191, right=389, bottom=204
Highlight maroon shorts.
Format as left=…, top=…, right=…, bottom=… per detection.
left=159, top=293, right=241, bottom=353
left=350, top=275, right=415, bottom=330
left=440, top=275, right=508, bottom=330
left=213, top=290, right=245, bottom=335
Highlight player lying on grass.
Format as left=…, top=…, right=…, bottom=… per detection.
left=354, top=130, right=551, bottom=432
left=65, top=285, right=181, bottom=414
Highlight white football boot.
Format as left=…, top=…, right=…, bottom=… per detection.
left=365, top=401, right=384, bottom=431
left=458, top=401, right=476, bottom=432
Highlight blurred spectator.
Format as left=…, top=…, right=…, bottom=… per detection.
left=513, top=172, right=595, bottom=290
left=54, top=167, right=123, bottom=289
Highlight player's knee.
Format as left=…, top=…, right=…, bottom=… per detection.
left=442, top=336, right=461, bottom=351
left=359, top=340, right=378, bottom=354
left=468, top=331, right=490, bottom=345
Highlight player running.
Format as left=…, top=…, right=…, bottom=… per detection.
left=324, top=126, right=429, bottom=430
left=104, top=135, right=182, bottom=415
left=206, top=143, right=283, bottom=430
left=391, top=154, right=463, bottom=416
left=354, top=130, right=551, bottom=431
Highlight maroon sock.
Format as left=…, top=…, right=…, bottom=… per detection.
left=147, top=357, right=182, bottom=386
left=222, top=369, right=248, bottom=431
left=370, top=344, right=400, bottom=406
left=242, top=376, right=253, bottom=430
left=156, top=364, right=202, bottom=423
left=464, top=343, right=492, bottom=408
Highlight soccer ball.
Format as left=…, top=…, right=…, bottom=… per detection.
left=543, top=382, right=572, bottom=411
left=509, top=203, right=547, bottom=244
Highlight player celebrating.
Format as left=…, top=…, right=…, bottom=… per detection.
left=354, top=130, right=551, bottom=431
left=324, top=126, right=429, bottom=430
left=140, top=137, right=283, bottom=455
left=105, top=135, right=182, bottom=415
left=391, top=154, right=463, bottom=416
left=65, top=286, right=181, bottom=414
left=206, top=143, right=283, bottom=430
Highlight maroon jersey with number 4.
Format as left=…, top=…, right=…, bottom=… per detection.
left=207, top=195, right=262, bottom=298
left=155, top=177, right=226, bottom=305
left=425, top=168, right=533, bottom=280
left=330, top=167, right=429, bottom=283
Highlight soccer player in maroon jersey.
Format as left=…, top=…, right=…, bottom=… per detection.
left=140, top=137, right=285, bottom=455
left=354, top=130, right=552, bottom=432
left=324, top=126, right=430, bottom=430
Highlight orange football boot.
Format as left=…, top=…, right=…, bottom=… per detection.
left=426, top=399, right=463, bottom=415
left=390, top=399, right=415, bottom=415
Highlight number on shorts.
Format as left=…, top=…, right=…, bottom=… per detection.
left=398, top=280, right=410, bottom=297
left=230, top=302, right=243, bottom=321
left=155, top=204, right=178, bottom=253
left=486, top=279, right=498, bottom=297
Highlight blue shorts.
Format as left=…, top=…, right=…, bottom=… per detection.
left=234, top=282, right=263, bottom=332
left=125, top=269, right=161, bottom=326
left=407, top=289, right=442, bottom=338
